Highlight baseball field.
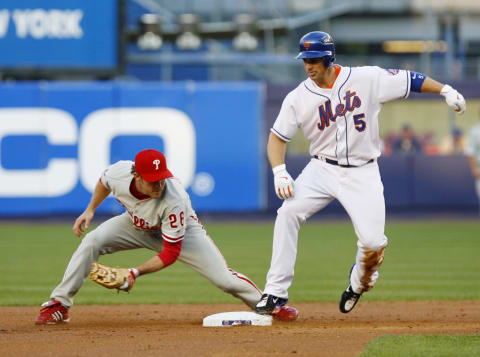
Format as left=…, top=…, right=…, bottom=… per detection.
left=1, top=217, right=479, bottom=356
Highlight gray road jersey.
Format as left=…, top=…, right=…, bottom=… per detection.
left=101, top=160, right=200, bottom=242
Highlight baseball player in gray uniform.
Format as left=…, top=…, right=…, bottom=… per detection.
left=254, top=31, right=466, bottom=316
left=465, top=109, right=480, bottom=213
left=36, top=149, right=298, bottom=324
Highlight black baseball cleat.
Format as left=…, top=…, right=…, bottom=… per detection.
left=339, top=264, right=362, bottom=313
left=255, top=293, right=288, bottom=315
left=339, top=285, right=362, bottom=313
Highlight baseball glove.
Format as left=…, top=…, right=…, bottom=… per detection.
left=89, top=262, right=136, bottom=292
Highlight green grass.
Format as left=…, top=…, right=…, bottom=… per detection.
left=0, top=219, right=479, bottom=306
left=359, top=335, right=480, bottom=357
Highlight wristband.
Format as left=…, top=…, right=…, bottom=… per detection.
left=129, top=268, right=140, bottom=278
left=272, top=164, right=286, bottom=175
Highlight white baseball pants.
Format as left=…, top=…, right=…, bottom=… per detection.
left=51, top=213, right=262, bottom=308
left=264, top=158, right=388, bottom=298
left=476, top=179, right=480, bottom=215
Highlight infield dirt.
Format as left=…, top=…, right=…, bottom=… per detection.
left=1, top=301, right=479, bottom=356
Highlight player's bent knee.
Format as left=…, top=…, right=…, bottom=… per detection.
left=277, top=203, right=307, bottom=223
left=361, top=235, right=388, bottom=252
left=78, top=233, right=106, bottom=256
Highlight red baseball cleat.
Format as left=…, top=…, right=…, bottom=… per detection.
left=273, top=305, right=299, bottom=322
left=35, top=299, right=70, bottom=325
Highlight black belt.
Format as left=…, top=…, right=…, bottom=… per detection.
left=313, top=155, right=374, bottom=168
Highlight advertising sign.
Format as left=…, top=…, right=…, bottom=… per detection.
left=0, top=0, right=118, bottom=70
left=0, top=81, right=265, bottom=215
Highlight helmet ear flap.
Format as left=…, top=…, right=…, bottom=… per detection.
left=324, top=55, right=335, bottom=68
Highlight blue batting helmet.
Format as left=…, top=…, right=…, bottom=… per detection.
left=296, top=31, right=335, bottom=67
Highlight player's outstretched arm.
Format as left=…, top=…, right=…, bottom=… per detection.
left=72, top=181, right=111, bottom=237
left=135, top=240, right=183, bottom=275
left=89, top=240, right=182, bottom=292
left=268, top=133, right=294, bottom=199
left=419, top=77, right=466, bottom=114
left=89, top=257, right=164, bottom=293
left=135, top=255, right=166, bottom=275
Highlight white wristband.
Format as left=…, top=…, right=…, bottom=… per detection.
left=129, top=268, right=140, bottom=278
left=272, top=164, right=286, bottom=175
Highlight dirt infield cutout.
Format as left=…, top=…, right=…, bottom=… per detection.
left=1, top=301, right=479, bottom=357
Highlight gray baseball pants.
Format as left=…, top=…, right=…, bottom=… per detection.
left=51, top=213, right=261, bottom=308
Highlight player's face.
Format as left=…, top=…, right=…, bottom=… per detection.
left=135, top=175, right=166, bottom=198
left=303, top=58, right=328, bottom=81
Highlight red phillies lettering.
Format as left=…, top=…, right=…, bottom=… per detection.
left=133, top=214, right=158, bottom=230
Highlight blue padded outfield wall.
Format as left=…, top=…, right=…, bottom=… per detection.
left=267, top=155, right=479, bottom=214
left=0, top=81, right=266, bottom=215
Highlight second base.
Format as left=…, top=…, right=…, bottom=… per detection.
left=203, top=311, right=272, bottom=327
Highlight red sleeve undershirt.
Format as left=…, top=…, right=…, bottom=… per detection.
left=157, top=239, right=182, bottom=267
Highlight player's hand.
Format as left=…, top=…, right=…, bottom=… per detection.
left=89, top=262, right=137, bottom=292
left=73, top=210, right=94, bottom=237
left=440, top=85, right=466, bottom=115
left=119, top=269, right=137, bottom=291
left=273, top=164, right=294, bottom=199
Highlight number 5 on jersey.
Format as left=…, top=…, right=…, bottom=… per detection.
left=353, top=113, right=366, bottom=132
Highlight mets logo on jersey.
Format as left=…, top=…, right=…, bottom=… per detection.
left=386, top=68, right=400, bottom=75
left=317, top=90, right=366, bottom=132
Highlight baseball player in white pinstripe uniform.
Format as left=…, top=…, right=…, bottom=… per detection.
left=36, top=149, right=298, bottom=324
left=255, top=31, right=466, bottom=316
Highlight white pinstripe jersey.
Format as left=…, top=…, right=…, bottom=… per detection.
left=101, top=160, right=199, bottom=243
left=272, top=65, right=411, bottom=166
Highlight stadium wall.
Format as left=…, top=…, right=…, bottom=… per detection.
left=0, top=81, right=266, bottom=215
left=0, top=81, right=478, bottom=217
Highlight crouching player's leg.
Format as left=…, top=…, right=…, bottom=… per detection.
left=35, top=214, right=144, bottom=324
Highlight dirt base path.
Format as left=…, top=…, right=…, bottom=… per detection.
left=1, top=301, right=479, bottom=357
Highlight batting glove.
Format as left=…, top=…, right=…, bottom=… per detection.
left=440, top=84, right=466, bottom=115
left=273, top=164, right=294, bottom=199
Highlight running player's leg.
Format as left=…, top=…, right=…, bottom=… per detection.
left=177, top=224, right=262, bottom=308
left=338, top=162, right=388, bottom=294
left=264, top=159, right=335, bottom=299
left=51, top=213, right=162, bottom=307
